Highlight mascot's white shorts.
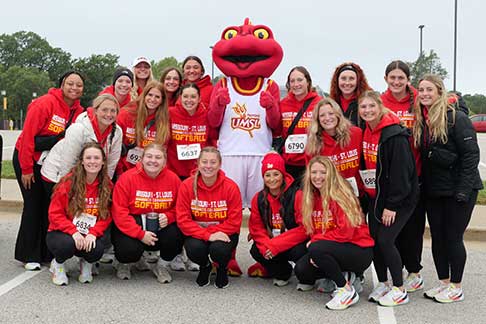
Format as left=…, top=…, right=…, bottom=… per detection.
left=221, top=155, right=264, bottom=208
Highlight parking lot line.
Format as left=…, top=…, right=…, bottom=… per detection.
left=0, top=268, right=45, bottom=297
left=371, top=267, right=397, bottom=324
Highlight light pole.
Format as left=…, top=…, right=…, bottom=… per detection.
left=209, top=45, right=215, bottom=83
left=1, top=90, right=6, bottom=130
left=453, top=0, right=457, bottom=91
left=418, top=25, right=425, bottom=58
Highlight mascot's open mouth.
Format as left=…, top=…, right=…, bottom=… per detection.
left=222, top=55, right=269, bottom=70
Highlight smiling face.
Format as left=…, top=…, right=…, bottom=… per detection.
left=338, top=70, right=357, bottom=98
left=181, top=87, right=200, bottom=115
left=183, top=60, right=203, bottom=82
left=114, top=75, right=132, bottom=97
left=310, top=161, right=326, bottom=190
left=142, top=147, right=166, bottom=178
left=418, top=80, right=440, bottom=108
left=144, top=87, right=163, bottom=114
left=95, top=99, right=118, bottom=129
left=82, top=147, right=104, bottom=177
left=164, top=70, right=181, bottom=94
left=289, top=69, right=309, bottom=100
left=198, top=151, right=221, bottom=181
left=318, top=104, right=339, bottom=135
left=359, top=97, right=381, bottom=126
left=263, top=169, right=283, bottom=196
left=385, top=68, right=408, bottom=98
left=134, top=62, right=151, bottom=80
left=61, top=74, right=84, bottom=102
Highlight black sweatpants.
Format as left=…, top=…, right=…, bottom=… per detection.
left=368, top=201, right=413, bottom=287
left=185, top=234, right=239, bottom=269
left=250, top=242, right=307, bottom=280
left=46, top=231, right=104, bottom=263
left=426, top=191, right=477, bottom=283
left=294, top=240, right=373, bottom=287
left=396, top=189, right=426, bottom=274
left=112, top=219, right=184, bottom=264
left=13, top=149, right=52, bottom=263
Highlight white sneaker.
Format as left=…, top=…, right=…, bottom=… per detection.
left=50, top=259, right=68, bottom=286
left=433, top=283, right=464, bottom=303
left=316, top=278, right=336, bottom=293
left=185, top=259, right=200, bottom=271
left=153, top=259, right=172, bottom=283
left=424, top=281, right=449, bottom=299
left=326, top=285, right=359, bottom=310
left=378, top=286, right=409, bottom=307
left=169, top=254, right=186, bottom=271
left=24, top=262, right=41, bottom=271
left=404, top=273, right=424, bottom=292
left=296, top=283, right=314, bottom=291
left=100, top=246, right=115, bottom=263
left=134, top=257, right=150, bottom=271
left=92, top=262, right=100, bottom=276
left=368, top=282, right=391, bottom=302
left=273, top=278, right=289, bottom=287
left=116, top=263, right=131, bottom=280
left=79, top=258, right=93, bottom=284
left=143, top=251, right=159, bottom=263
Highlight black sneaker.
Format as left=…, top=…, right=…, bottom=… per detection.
left=215, top=266, right=229, bottom=289
left=196, top=263, right=211, bottom=287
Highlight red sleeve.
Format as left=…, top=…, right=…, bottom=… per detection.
left=264, top=81, right=282, bottom=134
left=207, top=181, right=243, bottom=236
left=175, top=181, right=211, bottom=241
left=89, top=215, right=112, bottom=237
left=165, top=174, right=181, bottom=224
left=248, top=194, right=272, bottom=255
left=207, top=80, right=227, bottom=128
left=111, top=174, right=145, bottom=240
left=48, top=182, right=78, bottom=236
left=317, top=201, right=355, bottom=243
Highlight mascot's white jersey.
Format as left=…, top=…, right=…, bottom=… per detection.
left=218, top=78, right=272, bottom=156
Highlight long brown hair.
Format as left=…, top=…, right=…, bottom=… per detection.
left=301, top=156, right=363, bottom=235
left=56, top=142, right=112, bottom=220
left=135, top=80, right=169, bottom=146
left=329, top=62, right=371, bottom=102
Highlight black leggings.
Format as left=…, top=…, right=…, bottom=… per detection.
left=185, top=234, right=239, bottom=269
left=112, top=220, right=184, bottom=264
left=285, top=164, right=305, bottom=185
left=13, top=149, right=52, bottom=263
left=294, top=240, right=373, bottom=287
left=396, top=189, right=426, bottom=274
left=46, top=231, right=104, bottom=263
left=368, top=201, right=413, bottom=287
left=426, top=192, right=477, bottom=283
left=250, top=242, right=307, bottom=280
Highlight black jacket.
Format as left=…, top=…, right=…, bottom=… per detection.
left=340, top=99, right=366, bottom=131
left=374, top=124, right=419, bottom=219
left=420, top=109, right=482, bottom=200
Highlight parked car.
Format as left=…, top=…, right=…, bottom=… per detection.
left=470, top=114, right=486, bottom=132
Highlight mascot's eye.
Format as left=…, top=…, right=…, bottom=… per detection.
left=253, top=28, right=269, bottom=40
left=224, top=29, right=238, bottom=40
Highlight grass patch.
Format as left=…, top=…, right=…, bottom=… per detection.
left=1, top=160, right=15, bottom=179
left=477, top=181, right=486, bottom=205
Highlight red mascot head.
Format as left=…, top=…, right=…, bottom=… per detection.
left=212, top=18, right=283, bottom=79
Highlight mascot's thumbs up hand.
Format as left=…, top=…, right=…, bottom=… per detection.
left=215, top=87, right=231, bottom=107
left=259, top=90, right=276, bottom=110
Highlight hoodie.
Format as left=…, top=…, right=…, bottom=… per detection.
left=182, top=75, right=213, bottom=109
left=100, top=85, right=132, bottom=108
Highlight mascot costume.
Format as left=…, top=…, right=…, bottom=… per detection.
left=208, top=18, right=283, bottom=277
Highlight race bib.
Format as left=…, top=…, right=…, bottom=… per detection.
left=272, top=228, right=281, bottom=237
left=177, top=143, right=201, bottom=160
left=346, top=177, right=359, bottom=196
left=359, top=169, right=376, bottom=190
left=126, top=147, right=143, bottom=165
left=284, top=134, right=307, bottom=154
left=72, top=213, right=97, bottom=235
left=196, top=221, right=219, bottom=228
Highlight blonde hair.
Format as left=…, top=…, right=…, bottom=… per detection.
left=301, top=156, right=363, bottom=235
left=131, top=66, right=154, bottom=100
left=92, top=93, right=120, bottom=112
left=193, top=146, right=222, bottom=201
left=134, top=81, right=170, bottom=146
left=358, top=90, right=394, bottom=125
left=412, top=74, right=454, bottom=147
left=306, top=97, right=352, bottom=157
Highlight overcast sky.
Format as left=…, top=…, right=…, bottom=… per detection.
left=1, top=0, right=484, bottom=95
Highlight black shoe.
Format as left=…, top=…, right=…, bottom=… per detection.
left=215, top=266, right=229, bottom=289
left=196, top=263, right=211, bottom=287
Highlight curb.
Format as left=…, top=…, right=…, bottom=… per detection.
left=0, top=200, right=23, bottom=212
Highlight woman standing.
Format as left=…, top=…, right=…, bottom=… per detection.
left=161, top=67, right=183, bottom=107
left=47, top=143, right=112, bottom=285
left=381, top=60, right=425, bottom=293
left=358, top=91, right=418, bottom=307
left=176, top=146, right=242, bottom=288
left=293, top=156, right=374, bottom=310
left=413, top=74, right=482, bottom=303
left=116, top=81, right=170, bottom=175
left=248, top=152, right=307, bottom=286
left=329, top=62, right=372, bottom=128
left=100, top=67, right=134, bottom=109
left=14, top=71, right=85, bottom=270
left=182, top=56, right=213, bottom=108
left=131, top=56, right=154, bottom=99
left=279, top=66, right=321, bottom=181
left=111, top=144, right=183, bottom=283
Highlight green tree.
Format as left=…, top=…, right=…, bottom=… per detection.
left=0, top=31, right=72, bottom=83
left=463, top=94, right=486, bottom=114
left=407, top=50, right=448, bottom=88
left=73, top=54, right=119, bottom=107
left=151, top=57, right=181, bottom=80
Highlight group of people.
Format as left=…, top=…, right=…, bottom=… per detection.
left=13, top=55, right=480, bottom=310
